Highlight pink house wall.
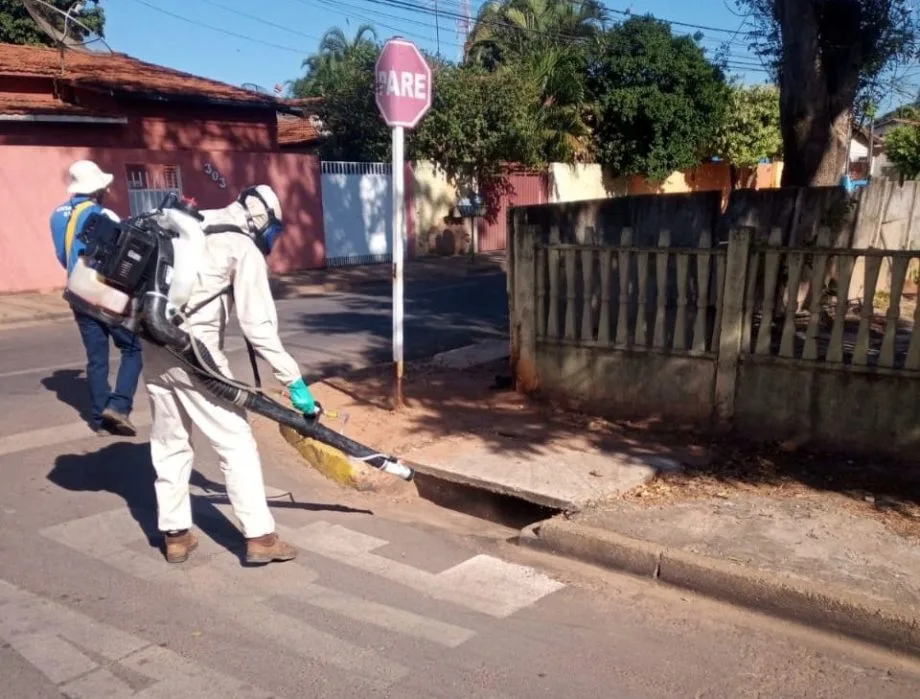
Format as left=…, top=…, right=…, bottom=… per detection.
left=0, top=145, right=325, bottom=294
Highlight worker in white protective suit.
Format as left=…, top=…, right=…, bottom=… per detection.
left=143, top=185, right=318, bottom=565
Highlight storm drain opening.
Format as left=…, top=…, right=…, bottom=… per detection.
left=412, top=472, right=562, bottom=532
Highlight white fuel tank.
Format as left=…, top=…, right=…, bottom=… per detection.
left=65, top=257, right=131, bottom=318
left=153, top=207, right=206, bottom=310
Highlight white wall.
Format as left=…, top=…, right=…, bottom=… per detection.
left=321, top=161, right=392, bottom=266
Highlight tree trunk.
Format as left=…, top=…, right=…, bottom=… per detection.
left=776, top=0, right=860, bottom=187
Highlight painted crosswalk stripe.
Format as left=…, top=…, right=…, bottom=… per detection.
left=282, top=521, right=565, bottom=618
left=0, top=578, right=274, bottom=698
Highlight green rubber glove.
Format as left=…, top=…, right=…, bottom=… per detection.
left=288, top=377, right=318, bottom=415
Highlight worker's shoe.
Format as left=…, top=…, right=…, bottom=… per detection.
left=245, top=532, right=297, bottom=564
left=101, top=408, right=136, bottom=437
left=164, top=529, right=198, bottom=563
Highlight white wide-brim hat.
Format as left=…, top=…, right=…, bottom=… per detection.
left=67, top=159, right=114, bottom=195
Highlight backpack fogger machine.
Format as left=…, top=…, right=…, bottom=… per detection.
left=63, top=193, right=414, bottom=482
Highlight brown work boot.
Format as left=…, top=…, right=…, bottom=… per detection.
left=245, top=532, right=297, bottom=565
left=164, top=529, right=198, bottom=563
left=101, top=408, right=137, bottom=437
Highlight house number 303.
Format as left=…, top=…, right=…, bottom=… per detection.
left=203, top=162, right=227, bottom=189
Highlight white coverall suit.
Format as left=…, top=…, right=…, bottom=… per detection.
left=143, top=199, right=302, bottom=539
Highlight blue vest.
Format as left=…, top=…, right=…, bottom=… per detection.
left=50, top=196, right=104, bottom=275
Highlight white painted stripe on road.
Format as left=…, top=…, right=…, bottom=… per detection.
left=0, top=412, right=152, bottom=457
left=283, top=521, right=565, bottom=618
left=0, top=578, right=276, bottom=698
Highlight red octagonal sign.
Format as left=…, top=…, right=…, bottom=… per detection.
left=375, top=37, right=432, bottom=129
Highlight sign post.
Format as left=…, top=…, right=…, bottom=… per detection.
left=375, top=37, right=432, bottom=409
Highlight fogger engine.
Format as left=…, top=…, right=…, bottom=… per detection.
left=63, top=193, right=414, bottom=482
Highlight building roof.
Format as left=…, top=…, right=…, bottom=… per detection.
left=278, top=116, right=321, bottom=146
left=0, top=43, right=294, bottom=113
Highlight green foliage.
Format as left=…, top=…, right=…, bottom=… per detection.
left=0, top=0, right=104, bottom=45
left=588, top=17, right=730, bottom=181
left=465, top=0, right=605, bottom=162
left=312, top=43, right=390, bottom=162
left=883, top=124, right=920, bottom=179
left=289, top=25, right=377, bottom=99
left=410, top=64, right=544, bottom=186
left=712, top=84, right=783, bottom=168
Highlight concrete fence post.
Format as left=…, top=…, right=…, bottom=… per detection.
left=509, top=208, right=540, bottom=392
left=713, top=227, right=754, bottom=426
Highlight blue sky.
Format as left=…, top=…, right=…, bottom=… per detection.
left=101, top=0, right=774, bottom=94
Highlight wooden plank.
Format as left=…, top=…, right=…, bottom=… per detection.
left=803, top=228, right=832, bottom=361
left=827, top=255, right=856, bottom=363
left=580, top=249, right=595, bottom=342
left=653, top=229, right=671, bottom=349
left=675, top=253, right=690, bottom=351
left=711, top=254, right=727, bottom=350
left=906, top=289, right=920, bottom=370
left=598, top=250, right=613, bottom=345
left=563, top=250, right=577, bottom=341
left=852, top=255, right=882, bottom=366
left=615, top=228, right=633, bottom=347
left=535, top=246, right=547, bottom=339
left=879, top=255, right=910, bottom=367
left=754, top=227, right=784, bottom=356
left=692, top=231, right=712, bottom=354
left=779, top=251, right=805, bottom=358
left=546, top=248, right=560, bottom=339
left=741, top=253, right=760, bottom=355
left=714, top=228, right=753, bottom=425
left=636, top=248, right=650, bottom=347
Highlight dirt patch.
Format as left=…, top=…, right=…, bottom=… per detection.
left=623, top=440, right=920, bottom=541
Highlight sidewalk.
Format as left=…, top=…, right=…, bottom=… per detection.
left=288, top=351, right=920, bottom=655
left=0, top=252, right=506, bottom=328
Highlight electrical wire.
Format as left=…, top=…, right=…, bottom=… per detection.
left=126, top=0, right=312, bottom=55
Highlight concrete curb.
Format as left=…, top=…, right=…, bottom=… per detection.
left=520, top=517, right=920, bottom=656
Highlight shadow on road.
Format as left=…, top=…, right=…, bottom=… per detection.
left=41, top=369, right=94, bottom=428
left=46, top=442, right=373, bottom=564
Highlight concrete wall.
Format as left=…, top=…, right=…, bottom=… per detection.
left=548, top=163, right=627, bottom=203
left=734, top=358, right=920, bottom=456
left=0, top=145, right=325, bottom=293
left=509, top=194, right=920, bottom=463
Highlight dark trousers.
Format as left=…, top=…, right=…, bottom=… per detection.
left=73, top=311, right=143, bottom=429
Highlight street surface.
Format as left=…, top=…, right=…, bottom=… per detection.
left=2, top=272, right=920, bottom=698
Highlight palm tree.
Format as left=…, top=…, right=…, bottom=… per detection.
left=291, top=24, right=378, bottom=98
left=465, top=0, right=606, bottom=161
left=465, top=0, right=606, bottom=67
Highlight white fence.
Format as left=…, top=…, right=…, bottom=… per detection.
left=320, top=161, right=393, bottom=267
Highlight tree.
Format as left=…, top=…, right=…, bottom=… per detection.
left=738, top=0, right=919, bottom=187
left=712, top=83, right=783, bottom=187
left=883, top=124, right=920, bottom=179
left=313, top=43, right=391, bottom=162
left=588, top=17, right=730, bottom=181
left=0, top=0, right=104, bottom=45
left=410, top=64, right=544, bottom=190
left=465, top=0, right=606, bottom=163
left=289, top=24, right=378, bottom=98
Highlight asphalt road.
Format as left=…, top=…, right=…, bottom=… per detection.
left=2, top=272, right=920, bottom=698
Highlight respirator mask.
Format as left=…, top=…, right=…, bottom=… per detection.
left=238, top=186, right=284, bottom=256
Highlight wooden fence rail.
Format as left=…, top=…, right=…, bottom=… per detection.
left=536, top=229, right=728, bottom=356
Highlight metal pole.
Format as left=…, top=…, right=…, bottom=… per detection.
left=392, top=125, right=406, bottom=410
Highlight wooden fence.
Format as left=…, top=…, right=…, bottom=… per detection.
left=511, top=215, right=920, bottom=460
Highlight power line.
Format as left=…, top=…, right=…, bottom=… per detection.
left=126, top=0, right=312, bottom=55
left=196, top=0, right=324, bottom=42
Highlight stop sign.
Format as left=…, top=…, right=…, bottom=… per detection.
left=374, top=37, right=432, bottom=129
